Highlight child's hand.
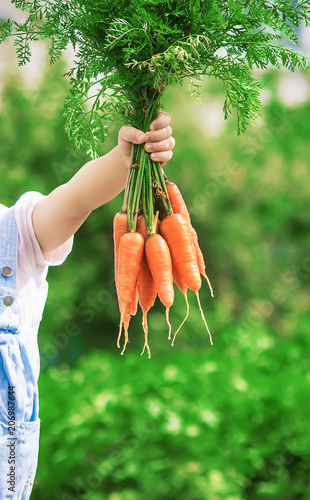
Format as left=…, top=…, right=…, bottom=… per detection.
left=32, top=113, right=175, bottom=258
left=118, top=112, right=175, bottom=167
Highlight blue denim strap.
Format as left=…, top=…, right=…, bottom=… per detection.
left=0, top=206, right=40, bottom=500
left=0, top=207, right=20, bottom=334
left=0, top=206, right=18, bottom=290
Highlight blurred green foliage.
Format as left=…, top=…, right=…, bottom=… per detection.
left=35, top=338, right=310, bottom=500
left=0, top=54, right=310, bottom=499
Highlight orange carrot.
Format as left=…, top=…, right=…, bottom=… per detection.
left=137, top=213, right=159, bottom=240
left=113, top=211, right=129, bottom=291
left=160, top=213, right=201, bottom=292
left=113, top=212, right=131, bottom=344
left=172, top=261, right=187, bottom=295
left=131, top=285, right=139, bottom=316
left=145, top=233, right=174, bottom=338
left=136, top=214, right=148, bottom=240
left=118, top=232, right=144, bottom=304
left=160, top=213, right=213, bottom=345
left=114, top=213, right=138, bottom=341
left=137, top=256, right=157, bottom=358
left=136, top=214, right=161, bottom=355
left=166, top=182, right=214, bottom=297
left=166, top=181, right=191, bottom=226
left=118, top=232, right=144, bottom=354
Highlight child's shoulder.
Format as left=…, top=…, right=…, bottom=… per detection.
left=0, top=193, right=43, bottom=222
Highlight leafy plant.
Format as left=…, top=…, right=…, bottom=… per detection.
left=1, top=0, right=310, bottom=157
left=34, top=321, right=310, bottom=499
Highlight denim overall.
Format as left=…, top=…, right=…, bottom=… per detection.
left=0, top=207, right=40, bottom=499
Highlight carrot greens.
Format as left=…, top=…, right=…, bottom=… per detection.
left=1, top=0, right=309, bottom=156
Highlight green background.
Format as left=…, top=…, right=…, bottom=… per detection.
left=0, top=47, right=309, bottom=499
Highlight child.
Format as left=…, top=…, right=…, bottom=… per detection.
left=0, top=112, right=175, bottom=499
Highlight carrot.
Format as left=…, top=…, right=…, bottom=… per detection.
left=145, top=233, right=174, bottom=338
left=172, top=261, right=187, bottom=295
left=171, top=262, right=189, bottom=345
left=166, top=181, right=191, bottom=226
left=136, top=214, right=148, bottom=240
left=137, top=213, right=159, bottom=240
left=159, top=213, right=201, bottom=291
left=113, top=211, right=129, bottom=292
left=113, top=212, right=131, bottom=345
left=118, top=231, right=144, bottom=354
left=137, top=255, right=157, bottom=358
left=136, top=214, right=161, bottom=355
left=166, top=181, right=214, bottom=297
left=114, top=212, right=139, bottom=339
left=131, top=285, right=139, bottom=316
left=160, top=213, right=213, bottom=345
left=118, top=231, right=144, bottom=304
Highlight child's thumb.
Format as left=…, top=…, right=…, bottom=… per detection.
left=119, top=125, right=145, bottom=145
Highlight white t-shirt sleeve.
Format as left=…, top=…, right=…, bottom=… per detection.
left=15, top=191, right=74, bottom=271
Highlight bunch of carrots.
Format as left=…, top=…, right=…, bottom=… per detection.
left=114, top=131, right=214, bottom=358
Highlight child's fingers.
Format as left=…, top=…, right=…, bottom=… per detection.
left=118, top=114, right=174, bottom=167
left=145, top=125, right=172, bottom=144
left=149, top=111, right=171, bottom=131
left=150, top=150, right=173, bottom=166
left=145, top=136, right=175, bottom=154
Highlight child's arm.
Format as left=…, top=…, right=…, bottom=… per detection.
left=32, top=112, right=174, bottom=259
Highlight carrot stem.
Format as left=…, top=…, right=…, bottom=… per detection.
left=171, top=289, right=189, bottom=347
left=130, top=148, right=144, bottom=232
left=195, top=290, right=213, bottom=345
left=152, top=211, right=159, bottom=235
left=122, top=144, right=136, bottom=212
left=127, top=164, right=138, bottom=231
left=144, top=152, right=154, bottom=235
left=153, top=160, right=173, bottom=215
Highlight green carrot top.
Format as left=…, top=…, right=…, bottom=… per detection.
left=1, top=0, right=309, bottom=157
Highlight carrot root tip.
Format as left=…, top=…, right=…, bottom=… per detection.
left=140, top=310, right=151, bottom=359
left=195, top=290, right=213, bottom=345
left=165, top=307, right=172, bottom=340
left=117, top=308, right=125, bottom=348
left=203, top=272, right=214, bottom=298
left=171, top=290, right=189, bottom=347
left=120, top=318, right=130, bottom=355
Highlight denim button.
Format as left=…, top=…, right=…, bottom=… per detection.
left=3, top=295, right=13, bottom=306
left=1, top=266, right=12, bottom=277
